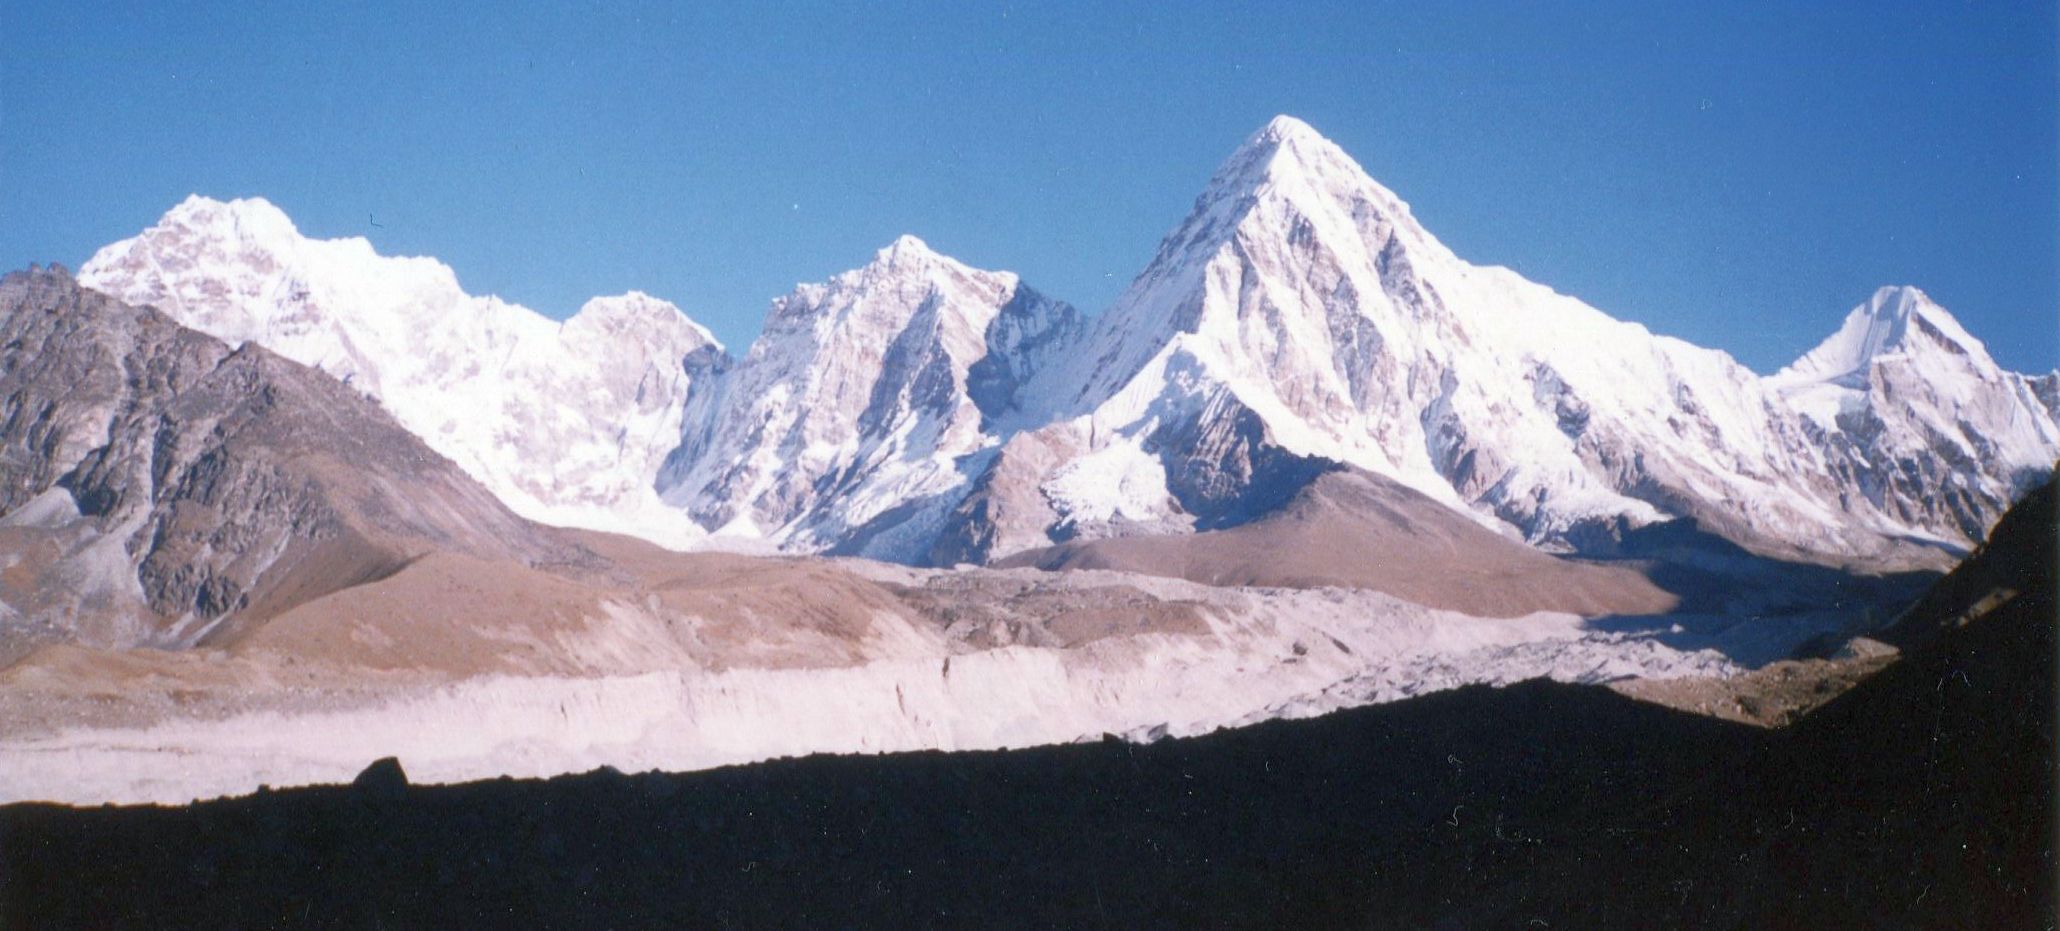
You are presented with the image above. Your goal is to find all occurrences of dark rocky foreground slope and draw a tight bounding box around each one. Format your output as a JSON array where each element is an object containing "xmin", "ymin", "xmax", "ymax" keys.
[
  {"xmin": 1453, "ymin": 477, "xmax": 2056, "ymax": 928},
  {"xmin": 4, "ymin": 482, "xmax": 2051, "ymax": 929}
]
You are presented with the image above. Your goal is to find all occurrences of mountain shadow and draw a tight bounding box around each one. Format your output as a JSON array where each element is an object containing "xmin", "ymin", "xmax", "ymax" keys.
[
  {"xmin": 1451, "ymin": 476, "xmax": 2057, "ymax": 928},
  {"xmin": 1581, "ymin": 515, "xmax": 1942, "ymax": 666}
]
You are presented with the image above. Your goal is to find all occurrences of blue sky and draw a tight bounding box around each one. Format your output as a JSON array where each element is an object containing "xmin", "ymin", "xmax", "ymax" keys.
[{"xmin": 4, "ymin": 1, "xmax": 2054, "ymax": 372}]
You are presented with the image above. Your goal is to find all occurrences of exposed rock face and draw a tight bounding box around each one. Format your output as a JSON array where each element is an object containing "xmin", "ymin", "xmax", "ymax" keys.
[
  {"xmin": 0, "ymin": 266, "xmax": 564, "ymax": 653},
  {"xmin": 656, "ymin": 235, "xmax": 1084, "ymax": 560},
  {"xmin": 925, "ymin": 424, "xmax": 1090, "ymax": 566},
  {"xmin": 1769, "ymin": 286, "xmax": 2060, "ymax": 543},
  {"xmin": 77, "ymin": 197, "xmax": 723, "ymax": 546}
]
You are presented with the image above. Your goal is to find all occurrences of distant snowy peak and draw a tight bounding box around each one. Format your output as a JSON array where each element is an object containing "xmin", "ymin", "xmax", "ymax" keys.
[
  {"xmin": 1766, "ymin": 285, "xmax": 2058, "ymax": 542},
  {"xmin": 1196, "ymin": 115, "xmax": 1424, "ymax": 233},
  {"xmin": 80, "ymin": 195, "xmax": 723, "ymax": 547},
  {"xmin": 1768, "ymin": 284, "xmax": 2045, "ymax": 432},
  {"xmin": 81, "ymin": 195, "xmax": 539, "ymax": 400},
  {"xmin": 659, "ymin": 236, "xmax": 1082, "ymax": 557},
  {"xmin": 570, "ymin": 290, "xmax": 722, "ymax": 354},
  {"xmin": 1043, "ymin": 114, "xmax": 1460, "ymax": 420},
  {"xmin": 765, "ymin": 234, "xmax": 1017, "ymax": 359},
  {"xmin": 1216, "ymin": 115, "xmax": 1428, "ymax": 236},
  {"xmin": 1776, "ymin": 285, "xmax": 1992, "ymax": 388},
  {"xmin": 157, "ymin": 193, "xmax": 302, "ymax": 252},
  {"xmin": 152, "ymin": 193, "xmax": 305, "ymax": 251}
]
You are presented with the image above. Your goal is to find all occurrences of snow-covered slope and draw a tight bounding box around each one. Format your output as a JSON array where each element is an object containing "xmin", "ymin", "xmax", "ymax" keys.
[
  {"xmin": 656, "ymin": 235, "xmax": 1082, "ymax": 560},
  {"xmin": 78, "ymin": 196, "xmax": 723, "ymax": 546},
  {"xmin": 1769, "ymin": 285, "xmax": 2060, "ymax": 541},
  {"xmin": 949, "ymin": 116, "xmax": 2057, "ymax": 568}
]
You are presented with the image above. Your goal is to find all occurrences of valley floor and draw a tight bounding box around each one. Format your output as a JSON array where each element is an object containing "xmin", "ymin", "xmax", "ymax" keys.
[
  {"xmin": 1, "ymin": 572, "xmax": 1744, "ymax": 806},
  {"xmin": 5, "ymin": 481, "xmax": 2053, "ymax": 928}
]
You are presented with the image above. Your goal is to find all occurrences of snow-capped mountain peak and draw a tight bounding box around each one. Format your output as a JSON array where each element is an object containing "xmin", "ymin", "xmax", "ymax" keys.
[
  {"xmin": 1213, "ymin": 117, "xmax": 1327, "ymax": 194},
  {"xmin": 1776, "ymin": 285, "xmax": 1992, "ymax": 388},
  {"xmin": 1764, "ymin": 285, "xmax": 2056, "ymax": 541},
  {"xmin": 866, "ymin": 234, "xmax": 980, "ymax": 286},
  {"xmin": 989, "ymin": 116, "xmax": 2058, "ymax": 568},
  {"xmin": 1144, "ymin": 116, "xmax": 1420, "ymax": 259},
  {"xmin": 658, "ymin": 238, "xmax": 1083, "ymax": 556},
  {"xmin": 1255, "ymin": 112, "xmax": 1324, "ymax": 142},
  {"xmin": 1035, "ymin": 115, "xmax": 1458, "ymax": 421},
  {"xmin": 1210, "ymin": 114, "xmax": 1384, "ymax": 195},
  {"xmin": 160, "ymin": 193, "xmax": 302, "ymax": 247},
  {"xmin": 772, "ymin": 235, "xmax": 994, "ymax": 329},
  {"xmin": 80, "ymin": 196, "xmax": 723, "ymax": 547},
  {"xmin": 63, "ymin": 119, "xmax": 2057, "ymax": 573},
  {"xmin": 877, "ymin": 233, "xmax": 940, "ymax": 263},
  {"xmin": 568, "ymin": 291, "xmax": 722, "ymax": 354},
  {"xmin": 1206, "ymin": 114, "xmax": 1431, "ymax": 246}
]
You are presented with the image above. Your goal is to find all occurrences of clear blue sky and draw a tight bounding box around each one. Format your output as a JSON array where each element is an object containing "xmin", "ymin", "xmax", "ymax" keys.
[{"xmin": 4, "ymin": 1, "xmax": 2055, "ymax": 372}]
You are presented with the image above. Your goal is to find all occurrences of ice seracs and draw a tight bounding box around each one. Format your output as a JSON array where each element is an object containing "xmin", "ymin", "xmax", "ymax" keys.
[{"xmin": 78, "ymin": 195, "xmax": 723, "ymax": 547}]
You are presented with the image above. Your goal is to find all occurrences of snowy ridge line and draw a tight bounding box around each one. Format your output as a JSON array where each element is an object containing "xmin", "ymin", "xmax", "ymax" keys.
[
  {"xmin": 74, "ymin": 116, "xmax": 2060, "ymax": 569},
  {"xmin": 78, "ymin": 196, "xmax": 722, "ymax": 549}
]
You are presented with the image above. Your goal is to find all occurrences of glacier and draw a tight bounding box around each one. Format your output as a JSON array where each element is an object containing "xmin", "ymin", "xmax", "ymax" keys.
[{"xmin": 0, "ymin": 568, "xmax": 1738, "ymax": 806}]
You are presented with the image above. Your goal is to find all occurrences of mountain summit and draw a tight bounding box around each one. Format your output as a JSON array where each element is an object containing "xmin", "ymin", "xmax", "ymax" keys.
[
  {"xmin": 1770, "ymin": 284, "xmax": 2060, "ymax": 539},
  {"xmin": 77, "ymin": 196, "xmax": 722, "ymax": 546},
  {"xmin": 1779, "ymin": 285, "xmax": 1989, "ymax": 387},
  {"xmin": 951, "ymin": 116, "xmax": 2059, "ymax": 568},
  {"xmin": 655, "ymin": 235, "xmax": 1083, "ymax": 557}
]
